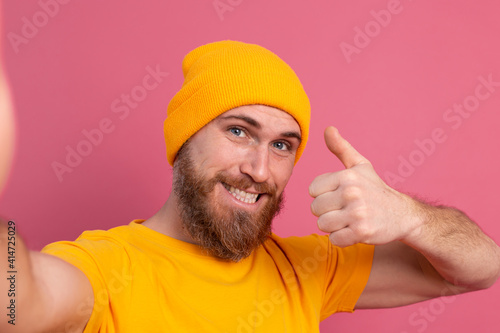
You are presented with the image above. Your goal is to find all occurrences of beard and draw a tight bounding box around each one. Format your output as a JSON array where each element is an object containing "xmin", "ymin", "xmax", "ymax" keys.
[{"xmin": 173, "ymin": 143, "xmax": 284, "ymax": 262}]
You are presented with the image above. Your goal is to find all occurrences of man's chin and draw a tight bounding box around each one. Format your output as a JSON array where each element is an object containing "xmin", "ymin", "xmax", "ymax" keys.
[
  {"xmin": 173, "ymin": 144, "xmax": 283, "ymax": 262},
  {"xmin": 187, "ymin": 229, "xmax": 269, "ymax": 263}
]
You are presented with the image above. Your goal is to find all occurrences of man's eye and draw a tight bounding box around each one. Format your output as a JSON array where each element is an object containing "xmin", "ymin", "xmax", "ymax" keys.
[
  {"xmin": 229, "ymin": 127, "xmax": 245, "ymax": 137},
  {"xmin": 273, "ymin": 141, "xmax": 289, "ymax": 151}
]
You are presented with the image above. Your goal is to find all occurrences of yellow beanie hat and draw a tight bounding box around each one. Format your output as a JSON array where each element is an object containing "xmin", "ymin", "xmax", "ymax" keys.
[{"xmin": 164, "ymin": 40, "xmax": 311, "ymax": 166}]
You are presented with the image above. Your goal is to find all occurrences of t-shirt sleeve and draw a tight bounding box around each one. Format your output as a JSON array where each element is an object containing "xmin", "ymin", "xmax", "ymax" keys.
[
  {"xmin": 269, "ymin": 233, "xmax": 374, "ymax": 320},
  {"xmin": 320, "ymin": 238, "xmax": 374, "ymax": 319},
  {"xmin": 41, "ymin": 232, "xmax": 117, "ymax": 332}
]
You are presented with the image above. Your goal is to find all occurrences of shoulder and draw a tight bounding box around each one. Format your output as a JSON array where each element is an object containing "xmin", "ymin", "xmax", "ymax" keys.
[
  {"xmin": 262, "ymin": 233, "xmax": 332, "ymax": 270},
  {"xmin": 266, "ymin": 233, "xmax": 330, "ymax": 255},
  {"xmin": 40, "ymin": 223, "xmax": 140, "ymax": 275},
  {"xmin": 264, "ymin": 233, "xmax": 374, "ymax": 271}
]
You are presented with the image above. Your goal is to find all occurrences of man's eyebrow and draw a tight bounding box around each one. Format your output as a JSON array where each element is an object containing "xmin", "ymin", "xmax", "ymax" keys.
[
  {"xmin": 281, "ymin": 131, "xmax": 302, "ymax": 143},
  {"xmin": 218, "ymin": 115, "xmax": 261, "ymax": 129},
  {"xmin": 218, "ymin": 114, "xmax": 301, "ymax": 143}
]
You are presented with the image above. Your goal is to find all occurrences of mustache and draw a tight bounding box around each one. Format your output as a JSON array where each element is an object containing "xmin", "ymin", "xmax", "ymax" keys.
[{"xmin": 212, "ymin": 172, "xmax": 277, "ymax": 196}]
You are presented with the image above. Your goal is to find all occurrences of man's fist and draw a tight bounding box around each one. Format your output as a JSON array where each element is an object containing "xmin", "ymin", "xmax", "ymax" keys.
[{"xmin": 309, "ymin": 127, "xmax": 422, "ymax": 247}]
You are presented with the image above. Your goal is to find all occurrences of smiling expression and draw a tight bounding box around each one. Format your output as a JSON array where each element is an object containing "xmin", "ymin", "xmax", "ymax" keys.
[
  {"xmin": 172, "ymin": 104, "xmax": 301, "ymax": 261},
  {"xmin": 187, "ymin": 104, "xmax": 301, "ymax": 206}
]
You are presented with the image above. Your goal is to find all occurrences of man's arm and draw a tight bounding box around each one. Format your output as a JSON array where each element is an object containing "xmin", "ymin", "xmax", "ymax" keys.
[
  {"xmin": 309, "ymin": 127, "xmax": 500, "ymax": 308},
  {"xmin": 0, "ymin": 219, "xmax": 94, "ymax": 332},
  {"xmin": 357, "ymin": 202, "xmax": 500, "ymax": 308}
]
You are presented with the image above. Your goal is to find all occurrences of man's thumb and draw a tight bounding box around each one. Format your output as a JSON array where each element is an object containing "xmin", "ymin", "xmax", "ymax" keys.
[{"xmin": 324, "ymin": 126, "xmax": 369, "ymax": 169}]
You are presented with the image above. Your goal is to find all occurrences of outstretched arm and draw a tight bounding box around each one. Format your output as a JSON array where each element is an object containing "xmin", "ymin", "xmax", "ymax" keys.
[
  {"xmin": 309, "ymin": 127, "xmax": 500, "ymax": 308},
  {"xmin": 0, "ymin": 219, "xmax": 93, "ymax": 332}
]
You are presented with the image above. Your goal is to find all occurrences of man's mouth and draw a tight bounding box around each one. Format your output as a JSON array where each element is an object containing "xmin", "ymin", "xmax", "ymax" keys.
[{"xmin": 222, "ymin": 183, "xmax": 261, "ymax": 204}]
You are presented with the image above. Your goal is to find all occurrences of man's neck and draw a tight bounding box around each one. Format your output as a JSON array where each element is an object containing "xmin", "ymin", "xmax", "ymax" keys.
[{"xmin": 142, "ymin": 194, "xmax": 199, "ymax": 245}]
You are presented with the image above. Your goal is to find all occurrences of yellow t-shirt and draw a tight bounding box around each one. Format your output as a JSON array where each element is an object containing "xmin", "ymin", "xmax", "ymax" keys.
[{"xmin": 41, "ymin": 220, "xmax": 374, "ymax": 332}]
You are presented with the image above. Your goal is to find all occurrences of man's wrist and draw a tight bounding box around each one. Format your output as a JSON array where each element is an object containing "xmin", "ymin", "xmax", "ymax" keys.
[{"xmin": 398, "ymin": 194, "xmax": 436, "ymax": 247}]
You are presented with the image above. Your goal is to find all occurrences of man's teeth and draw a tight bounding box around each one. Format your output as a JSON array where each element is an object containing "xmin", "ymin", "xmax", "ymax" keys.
[{"xmin": 223, "ymin": 184, "xmax": 259, "ymax": 204}]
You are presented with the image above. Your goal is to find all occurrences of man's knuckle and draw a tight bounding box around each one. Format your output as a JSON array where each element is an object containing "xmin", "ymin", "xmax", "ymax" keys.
[
  {"xmin": 317, "ymin": 215, "xmax": 329, "ymax": 232},
  {"xmin": 342, "ymin": 169, "xmax": 358, "ymax": 183},
  {"xmin": 310, "ymin": 202, "xmax": 319, "ymax": 216},
  {"xmin": 351, "ymin": 207, "xmax": 368, "ymax": 222},
  {"xmin": 342, "ymin": 186, "xmax": 361, "ymax": 202},
  {"xmin": 308, "ymin": 181, "xmax": 316, "ymax": 196},
  {"xmin": 353, "ymin": 220, "xmax": 373, "ymax": 239}
]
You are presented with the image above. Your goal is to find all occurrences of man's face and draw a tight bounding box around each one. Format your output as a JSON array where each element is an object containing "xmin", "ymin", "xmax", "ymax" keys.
[{"xmin": 173, "ymin": 105, "xmax": 301, "ymax": 262}]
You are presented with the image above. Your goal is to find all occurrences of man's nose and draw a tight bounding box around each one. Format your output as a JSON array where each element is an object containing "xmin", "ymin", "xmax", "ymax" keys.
[{"xmin": 240, "ymin": 145, "xmax": 271, "ymax": 184}]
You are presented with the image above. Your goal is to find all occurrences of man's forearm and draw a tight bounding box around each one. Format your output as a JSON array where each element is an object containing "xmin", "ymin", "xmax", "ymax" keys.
[
  {"xmin": 1, "ymin": 219, "xmax": 24, "ymax": 330},
  {"xmin": 0, "ymin": 218, "xmax": 47, "ymax": 332},
  {"xmin": 402, "ymin": 199, "xmax": 500, "ymax": 291}
]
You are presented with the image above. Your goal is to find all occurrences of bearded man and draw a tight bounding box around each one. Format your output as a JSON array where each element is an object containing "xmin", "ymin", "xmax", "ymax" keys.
[{"xmin": 1, "ymin": 41, "xmax": 500, "ymax": 333}]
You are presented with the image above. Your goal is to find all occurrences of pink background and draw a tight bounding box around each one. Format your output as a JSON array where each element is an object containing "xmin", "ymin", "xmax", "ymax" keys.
[{"xmin": 1, "ymin": 0, "xmax": 500, "ymax": 332}]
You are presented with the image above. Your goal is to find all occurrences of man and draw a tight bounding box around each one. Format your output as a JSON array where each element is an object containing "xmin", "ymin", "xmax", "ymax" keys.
[{"xmin": 1, "ymin": 40, "xmax": 500, "ymax": 332}]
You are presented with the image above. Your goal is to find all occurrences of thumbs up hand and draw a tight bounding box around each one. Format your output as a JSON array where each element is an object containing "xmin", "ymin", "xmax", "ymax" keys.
[{"xmin": 309, "ymin": 127, "xmax": 421, "ymax": 248}]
